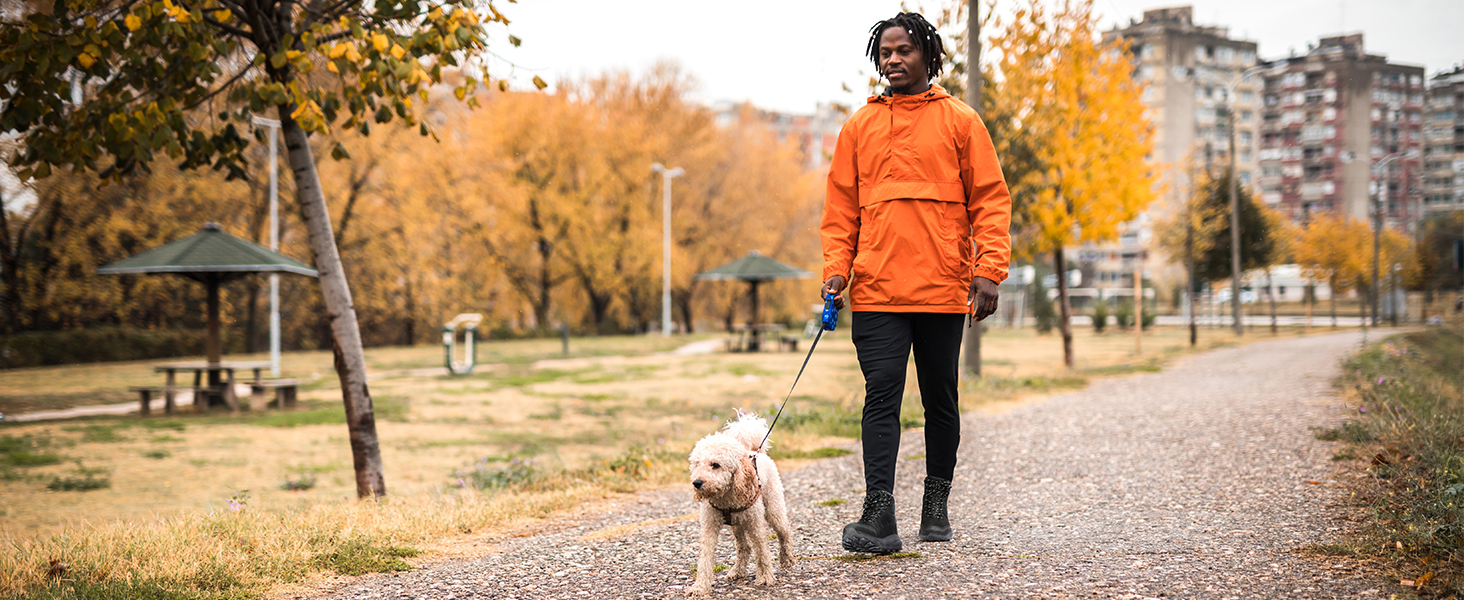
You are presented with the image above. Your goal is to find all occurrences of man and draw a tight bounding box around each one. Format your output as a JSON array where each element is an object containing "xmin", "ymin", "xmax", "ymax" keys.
[{"xmin": 821, "ymin": 12, "xmax": 1012, "ymax": 554}]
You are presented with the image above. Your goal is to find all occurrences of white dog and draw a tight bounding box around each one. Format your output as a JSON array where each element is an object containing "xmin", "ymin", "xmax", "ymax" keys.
[{"xmin": 686, "ymin": 413, "xmax": 794, "ymax": 595}]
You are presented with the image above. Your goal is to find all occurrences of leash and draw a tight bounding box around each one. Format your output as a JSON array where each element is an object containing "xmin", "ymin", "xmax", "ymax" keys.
[{"xmin": 758, "ymin": 293, "xmax": 840, "ymax": 452}]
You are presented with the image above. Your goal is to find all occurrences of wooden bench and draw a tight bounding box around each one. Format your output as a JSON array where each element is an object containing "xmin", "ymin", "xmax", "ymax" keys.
[
  {"xmin": 128, "ymin": 385, "xmax": 203, "ymax": 416},
  {"xmin": 250, "ymin": 379, "xmax": 300, "ymax": 409}
]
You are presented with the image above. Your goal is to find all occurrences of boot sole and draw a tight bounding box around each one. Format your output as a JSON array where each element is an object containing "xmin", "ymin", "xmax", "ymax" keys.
[
  {"xmin": 842, "ymin": 532, "xmax": 903, "ymax": 555},
  {"xmin": 918, "ymin": 529, "xmax": 952, "ymax": 542}
]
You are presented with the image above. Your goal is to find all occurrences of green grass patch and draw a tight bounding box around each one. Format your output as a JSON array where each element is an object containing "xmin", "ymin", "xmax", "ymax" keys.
[
  {"xmin": 47, "ymin": 474, "xmax": 111, "ymax": 492},
  {"xmin": 961, "ymin": 374, "xmax": 1089, "ymax": 400},
  {"xmin": 726, "ymin": 363, "xmax": 775, "ymax": 377},
  {"xmin": 772, "ymin": 447, "xmax": 854, "ymax": 460},
  {"xmin": 312, "ymin": 539, "xmax": 420, "ymax": 576},
  {"xmin": 818, "ymin": 499, "xmax": 847, "ymax": 507},
  {"xmin": 1312, "ymin": 421, "xmax": 1374, "ymax": 443},
  {"xmin": 4, "ymin": 451, "xmax": 64, "ymax": 467},
  {"xmin": 491, "ymin": 368, "xmax": 586, "ymax": 388},
  {"xmin": 15, "ymin": 570, "xmax": 253, "ymax": 600},
  {"xmin": 1325, "ymin": 328, "xmax": 1464, "ymax": 595},
  {"xmin": 777, "ymin": 407, "xmax": 862, "ymax": 438},
  {"xmin": 142, "ymin": 449, "xmax": 172, "ymax": 460},
  {"xmin": 69, "ymin": 424, "xmax": 127, "ymax": 443}
]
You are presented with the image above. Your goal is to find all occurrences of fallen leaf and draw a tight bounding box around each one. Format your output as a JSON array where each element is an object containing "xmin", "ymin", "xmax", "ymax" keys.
[
  {"xmin": 1306, "ymin": 480, "xmax": 1322, "ymax": 485},
  {"xmin": 1401, "ymin": 579, "xmax": 1415, "ymax": 587},
  {"xmin": 46, "ymin": 560, "xmax": 69, "ymax": 578}
]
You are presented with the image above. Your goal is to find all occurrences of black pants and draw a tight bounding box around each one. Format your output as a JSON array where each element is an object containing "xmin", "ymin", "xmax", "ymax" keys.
[{"xmin": 852, "ymin": 312, "xmax": 965, "ymax": 494}]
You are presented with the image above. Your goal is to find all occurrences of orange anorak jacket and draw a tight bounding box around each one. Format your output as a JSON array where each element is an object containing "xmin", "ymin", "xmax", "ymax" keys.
[{"xmin": 821, "ymin": 84, "xmax": 1012, "ymax": 313}]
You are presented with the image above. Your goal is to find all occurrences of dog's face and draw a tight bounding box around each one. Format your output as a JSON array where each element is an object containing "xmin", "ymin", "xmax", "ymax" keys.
[{"xmin": 688, "ymin": 434, "xmax": 755, "ymax": 503}]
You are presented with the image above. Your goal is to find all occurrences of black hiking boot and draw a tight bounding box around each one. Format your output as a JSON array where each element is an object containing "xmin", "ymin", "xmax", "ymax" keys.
[
  {"xmin": 919, "ymin": 476, "xmax": 953, "ymax": 542},
  {"xmin": 842, "ymin": 490, "xmax": 902, "ymax": 554}
]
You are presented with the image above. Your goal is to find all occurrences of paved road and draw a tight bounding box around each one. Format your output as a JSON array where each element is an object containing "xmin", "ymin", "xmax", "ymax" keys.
[{"xmin": 296, "ymin": 331, "xmax": 1389, "ymax": 600}]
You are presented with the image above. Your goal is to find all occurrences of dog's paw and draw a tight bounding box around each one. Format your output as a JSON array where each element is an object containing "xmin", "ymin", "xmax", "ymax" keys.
[
  {"xmin": 686, "ymin": 583, "xmax": 711, "ymax": 597},
  {"xmin": 780, "ymin": 555, "xmax": 795, "ymax": 570},
  {"xmin": 754, "ymin": 575, "xmax": 776, "ymax": 587},
  {"xmin": 723, "ymin": 569, "xmax": 745, "ymax": 582}
]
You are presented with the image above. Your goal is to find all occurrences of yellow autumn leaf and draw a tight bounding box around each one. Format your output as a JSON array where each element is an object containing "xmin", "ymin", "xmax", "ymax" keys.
[
  {"xmin": 372, "ymin": 33, "xmax": 389, "ymax": 52},
  {"xmin": 214, "ymin": 8, "xmax": 231, "ymax": 21},
  {"xmin": 345, "ymin": 45, "xmax": 362, "ymax": 62},
  {"xmin": 124, "ymin": 14, "xmax": 142, "ymax": 30},
  {"xmin": 285, "ymin": 50, "xmax": 303, "ymax": 60},
  {"xmin": 454, "ymin": 87, "xmax": 466, "ymax": 100},
  {"xmin": 428, "ymin": 6, "xmax": 442, "ymax": 20},
  {"xmin": 498, "ymin": 80, "xmax": 508, "ymax": 92},
  {"xmin": 328, "ymin": 43, "xmax": 347, "ymax": 59},
  {"xmin": 390, "ymin": 44, "xmax": 405, "ymax": 59},
  {"xmin": 76, "ymin": 52, "xmax": 95, "ymax": 68},
  {"xmin": 532, "ymin": 75, "xmax": 548, "ymax": 90},
  {"xmin": 326, "ymin": 61, "xmax": 339, "ymax": 74}
]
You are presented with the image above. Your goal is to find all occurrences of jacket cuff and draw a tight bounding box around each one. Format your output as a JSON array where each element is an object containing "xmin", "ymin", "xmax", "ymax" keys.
[
  {"xmin": 973, "ymin": 265, "xmax": 1007, "ymax": 284},
  {"xmin": 822, "ymin": 264, "xmax": 851, "ymax": 283}
]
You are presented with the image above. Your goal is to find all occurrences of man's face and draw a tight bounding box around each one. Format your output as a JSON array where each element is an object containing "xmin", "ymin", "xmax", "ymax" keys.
[{"xmin": 877, "ymin": 26, "xmax": 928, "ymax": 92}]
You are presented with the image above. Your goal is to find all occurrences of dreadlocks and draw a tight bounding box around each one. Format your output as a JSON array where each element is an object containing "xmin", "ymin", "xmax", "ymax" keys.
[{"xmin": 865, "ymin": 12, "xmax": 945, "ymax": 82}]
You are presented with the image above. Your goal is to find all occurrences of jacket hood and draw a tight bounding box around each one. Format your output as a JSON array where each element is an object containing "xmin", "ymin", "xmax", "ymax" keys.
[{"xmin": 868, "ymin": 83, "xmax": 953, "ymax": 105}]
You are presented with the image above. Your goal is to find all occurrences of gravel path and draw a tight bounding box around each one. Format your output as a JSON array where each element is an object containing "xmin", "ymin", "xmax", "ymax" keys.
[{"xmin": 297, "ymin": 331, "xmax": 1390, "ymax": 600}]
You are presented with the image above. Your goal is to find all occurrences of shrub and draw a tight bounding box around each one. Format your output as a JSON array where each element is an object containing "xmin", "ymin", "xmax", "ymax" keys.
[
  {"xmin": 1091, "ymin": 300, "xmax": 1109, "ymax": 333},
  {"xmin": 0, "ymin": 325, "xmax": 246, "ymax": 369},
  {"xmin": 1031, "ymin": 277, "xmax": 1057, "ymax": 334}
]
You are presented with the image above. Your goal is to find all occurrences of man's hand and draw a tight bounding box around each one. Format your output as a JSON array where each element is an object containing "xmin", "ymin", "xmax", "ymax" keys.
[
  {"xmin": 969, "ymin": 276, "xmax": 999, "ymax": 321},
  {"xmin": 822, "ymin": 275, "xmax": 848, "ymax": 310}
]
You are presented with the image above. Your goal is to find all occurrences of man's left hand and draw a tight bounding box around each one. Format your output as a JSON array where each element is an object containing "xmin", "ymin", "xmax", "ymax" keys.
[{"xmin": 969, "ymin": 277, "xmax": 999, "ymax": 321}]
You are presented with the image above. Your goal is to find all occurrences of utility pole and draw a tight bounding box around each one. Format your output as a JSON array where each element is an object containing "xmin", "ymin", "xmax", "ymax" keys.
[
  {"xmin": 252, "ymin": 116, "xmax": 281, "ymax": 376},
  {"xmin": 962, "ymin": 0, "xmax": 984, "ymax": 377},
  {"xmin": 1227, "ymin": 102, "xmax": 1243, "ymax": 336},
  {"xmin": 1223, "ymin": 66, "xmax": 1262, "ymax": 337},
  {"xmin": 651, "ymin": 163, "xmax": 684, "ymax": 336}
]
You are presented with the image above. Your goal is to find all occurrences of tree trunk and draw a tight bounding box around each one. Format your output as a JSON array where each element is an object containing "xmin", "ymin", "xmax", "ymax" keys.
[
  {"xmin": 1054, "ymin": 249, "xmax": 1074, "ymax": 368},
  {"xmin": 961, "ymin": 0, "xmax": 983, "ymax": 378},
  {"xmin": 279, "ymin": 107, "xmax": 386, "ymax": 498},
  {"xmin": 1330, "ymin": 274, "xmax": 1338, "ymax": 328},
  {"xmin": 245, "ymin": 279, "xmax": 261, "ymax": 353},
  {"xmin": 1267, "ymin": 268, "xmax": 1277, "ymax": 335}
]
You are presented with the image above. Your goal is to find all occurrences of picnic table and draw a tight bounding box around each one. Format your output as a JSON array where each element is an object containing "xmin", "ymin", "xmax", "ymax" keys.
[
  {"xmin": 150, "ymin": 360, "xmax": 269, "ymax": 412},
  {"xmin": 726, "ymin": 324, "xmax": 792, "ymax": 353}
]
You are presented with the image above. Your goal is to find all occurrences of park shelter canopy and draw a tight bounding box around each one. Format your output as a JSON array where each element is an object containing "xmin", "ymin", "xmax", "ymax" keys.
[
  {"xmin": 96, "ymin": 222, "xmax": 318, "ymax": 279},
  {"xmin": 696, "ymin": 251, "xmax": 812, "ymax": 350},
  {"xmin": 695, "ymin": 250, "xmax": 812, "ymax": 283},
  {"xmin": 97, "ymin": 223, "xmax": 317, "ymax": 368}
]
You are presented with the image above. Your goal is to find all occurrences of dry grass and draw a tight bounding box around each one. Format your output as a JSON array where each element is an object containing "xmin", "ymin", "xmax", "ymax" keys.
[{"xmin": 0, "ymin": 325, "xmax": 1330, "ymax": 599}]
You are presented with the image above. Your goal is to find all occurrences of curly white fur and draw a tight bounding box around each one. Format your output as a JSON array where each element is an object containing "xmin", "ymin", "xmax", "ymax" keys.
[{"xmin": 685, "ymin": 413, "xmax": 793, "ymax": 596}]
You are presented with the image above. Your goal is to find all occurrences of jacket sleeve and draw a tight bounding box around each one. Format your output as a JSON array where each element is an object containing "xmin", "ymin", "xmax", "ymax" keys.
[
  {"xmin": 960, "ymin": 112, "xmax": 1012, "ymax": 284},
  {"xmin": 821, "ymin": 122, "xmax": 860, "ymax": 283}
]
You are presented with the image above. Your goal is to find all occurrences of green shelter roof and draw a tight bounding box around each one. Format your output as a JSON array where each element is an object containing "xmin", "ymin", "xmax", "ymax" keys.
[
  {"xmin": 97, "ymin": 223, "xmax": 318, "ymax": 278},
  {"xmin": 695, "ymin": 251, "xmax": 812, "ymax": 282}
]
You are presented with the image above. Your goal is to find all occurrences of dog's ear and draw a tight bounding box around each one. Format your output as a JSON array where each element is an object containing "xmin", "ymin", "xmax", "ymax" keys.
[{"xmin": 735, "ymin": 454, "xmax": 758, "ymax": 498}]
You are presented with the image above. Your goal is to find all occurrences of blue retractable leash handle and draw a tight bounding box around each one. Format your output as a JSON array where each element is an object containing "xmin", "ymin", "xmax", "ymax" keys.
[{"xmin": 760, "ymin": 294, "xmax": 840, "ymax": 450}]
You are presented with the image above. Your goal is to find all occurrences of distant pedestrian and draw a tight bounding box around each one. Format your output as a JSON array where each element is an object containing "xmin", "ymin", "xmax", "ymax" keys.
[{"xmin": 821, "ymin": 12, "xmax": 1012, "ymax": 554}]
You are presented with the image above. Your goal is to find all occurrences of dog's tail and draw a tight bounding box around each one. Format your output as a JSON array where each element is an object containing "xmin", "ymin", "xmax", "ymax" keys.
[{"xmin": 722, "ymin": 410, "xmax": 771, "ymax": 453}]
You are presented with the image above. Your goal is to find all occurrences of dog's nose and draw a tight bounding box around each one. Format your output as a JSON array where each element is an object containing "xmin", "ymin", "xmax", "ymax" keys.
[{"xmin": 692, "ymin": 479, "xmax": 703, "ymax": 489}]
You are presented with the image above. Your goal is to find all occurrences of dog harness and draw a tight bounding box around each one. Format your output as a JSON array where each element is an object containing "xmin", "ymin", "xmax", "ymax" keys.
[{"xmin": 715, "ymin": 452, "xmax": 762, "ymax": 525}]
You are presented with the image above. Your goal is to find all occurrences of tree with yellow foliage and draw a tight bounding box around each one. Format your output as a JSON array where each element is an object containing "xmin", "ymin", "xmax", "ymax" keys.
[
  {"xmin": 1294, "ymin": 214, "xmax": 1370, "ymax": 327},
  {"xmin": 988, "ymin": 0, "xmax": 1156, "ymax": 367}
]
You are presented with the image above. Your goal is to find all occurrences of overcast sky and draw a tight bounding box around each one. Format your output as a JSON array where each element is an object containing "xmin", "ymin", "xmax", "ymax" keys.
[{"xmin": 487, "ymin": 0, "xmax": 1463, "ymax": 115}]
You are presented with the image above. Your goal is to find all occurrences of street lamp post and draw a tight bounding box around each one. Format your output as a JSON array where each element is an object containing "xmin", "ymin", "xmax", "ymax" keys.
[
  {"xmin": 251, "ymin": 116, "xmax": 281, "ymax": 376},
  {"xmin": 1366, "ymin": 151, "xmax": 1412, "ymax": 326},
  {"xmin": 1224, "ymin": 65, "xmax": 1265, "ymax": 336},
  {"xmin": 651, "ymin": 163, "xmax": 684, "ymax": 336}
]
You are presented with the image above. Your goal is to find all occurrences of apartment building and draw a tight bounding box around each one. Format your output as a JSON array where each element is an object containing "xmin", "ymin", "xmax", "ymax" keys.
[
  {"xmin": 1423, "ymin": 66, "xmax": 1464, "ymax": 215},
  {"xmin": 1101, "ymin": 6, "xmax": 1260, "ymax": 289},
  {"xmin": 1257, "ymin": 34, "xmax": 1425, "ymax": 229}
]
